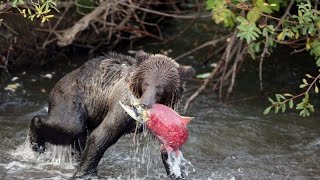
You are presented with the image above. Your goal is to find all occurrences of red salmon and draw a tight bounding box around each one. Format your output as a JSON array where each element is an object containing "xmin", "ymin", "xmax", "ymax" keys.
[
  {"xmin": 146, "ymin": 104, "xmax": 192, "ymax": 153},
  {"xmin": 120, "ymin": 100, "xmax": 193, "ymax": 155}
]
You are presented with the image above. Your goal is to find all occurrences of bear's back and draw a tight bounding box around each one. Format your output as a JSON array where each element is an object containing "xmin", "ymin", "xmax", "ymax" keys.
[
  {"xmin": 78, "ymin": 53, "xmax": 137, "ymax": 121},
  {"xmin": 48, "ymin": 53, "xmax": 137, "ymax": 121}
]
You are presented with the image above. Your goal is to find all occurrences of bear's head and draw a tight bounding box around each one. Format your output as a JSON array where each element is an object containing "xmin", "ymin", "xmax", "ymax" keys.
[{"xmin": 129, "ymin": 51, "xmax": 195, "ymax": 109}]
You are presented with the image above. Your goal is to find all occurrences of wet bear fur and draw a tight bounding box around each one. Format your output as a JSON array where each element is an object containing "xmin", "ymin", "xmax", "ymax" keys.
[{"xmin": 28, "ymin": 51, "xmax": 195, "ymax": 178}]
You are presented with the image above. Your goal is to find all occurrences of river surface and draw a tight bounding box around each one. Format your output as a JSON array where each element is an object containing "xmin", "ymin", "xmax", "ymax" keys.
[{"xmin": 1, "ymin": 23, "xmax": 320, "ymax": 179}]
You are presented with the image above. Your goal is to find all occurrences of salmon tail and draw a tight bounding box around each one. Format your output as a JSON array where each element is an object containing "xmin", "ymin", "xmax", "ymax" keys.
[
  {"xmin": 181, "ymin": 116, "xmax": 194, "ymax": 126},
  {"xmin": 163, "ymin": 144, "xmax": 174, "ymax": 153},
  {"xmin": 162, "ymin": 144, "xmax": 180, "ymax": 157},
  {"xmin": 174, "ymin": 149, "xmax": 180, "ymax": 157}
]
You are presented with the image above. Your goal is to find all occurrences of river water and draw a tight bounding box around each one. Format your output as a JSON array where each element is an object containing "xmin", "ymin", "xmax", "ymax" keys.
[{"xmin": 1, "ymin": 24, "xmax": 320, "ymax": 179}]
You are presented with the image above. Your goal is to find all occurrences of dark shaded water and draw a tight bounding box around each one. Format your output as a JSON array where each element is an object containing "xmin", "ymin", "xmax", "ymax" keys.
[{"xmin": 1, "ymin": 21, "xmax": 320, "ymax": 179}]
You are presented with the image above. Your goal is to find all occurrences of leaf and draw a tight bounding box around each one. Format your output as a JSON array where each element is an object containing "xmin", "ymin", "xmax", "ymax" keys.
[
  {"xmin": 302, "ymin": 78, "xmax": 308, "ymax": 84},
  {"xmin": 299, "ymin": 84, "xmax": 307, "ymax": 88},
  {"xmin": 317, "ymin": 59, "xmax": 320, "ymax": 67},
  {"xmin": 289, "ymin": 99, "xmax": 294, "ymax": 109},
  {"xmin": 307, "ymin": 103, "xmax": 315, "ymax": 112},
  {"xmin": 205, "ymin": 0, "xmax": 215, "ymax": 10},
  {"xmin": 304, "ymin": 93, "xmax": 309, "ymax": 101},
  {"xmin": 283, "ymin": 93, "xmax": 293, "ymax": 97},
  {"xmin": 196, "ymin": 72, "xmax": 211, "ymax": 79},
  {"xmin": 300, "ymin": 109, "xmax": 309, "ymax": 117},
  {"xmin": 41, "ymin": 17, "xmax": 47, "ymax": 23},
  {"xmin": 45, "ymin": 15, "xmax": 54, "ymax": 19},
  {"xmin": 27, "ymin": 8, "xmax": 32, "ymax": 15},
  {"xmin": 236, "ymin": 16, "xmax": 248, "ymax": 23},
  {"xmin": 276, "ymin": 94, "xmax": 281, "ymax": 102},
  {"xmin": 256, "ymin": 0, "xmax": 273, "ymax": 14},
  {"xmin": 268, "ymin": 97, "xmax": 275, "ymax": 104},
  {"xmin": 277, "ymin": 32, "xmax": 284, "ymax": 41},
  {"xmin": 315, "ymin": 85, "xmax": 319, "ymax": 93},
  {"xmin": 247, "ymin": 7, "xmax": 261, "ymax": 23},
  {"xmin": 279, "ymin": 94, "xmax": 285, "ymax": 100},
  {"xmin": 275, "ymin": 94, "xmax": 285, "ymax": 101},
  {"xmin": 295, "ymin": 32, "xmax": 300, "ymax": 39},
  {"xmin": 263, "ymin": 106, "xmax": 272, "ymax": 115},
  {"xmin": 275, "ymin": 105, "xmax": 280, "ymax": 113},
  {"xmin": 281, "ymin": 103, "xmax": 286, "ymax": 113},
  {"xmin": 269, "ymin": 0, "xmax": 280, "ymax": 11},
  {"xmin": 236, "ymin": 20, "xmax": 262, "ymax": 44},
  {"xmin": 306, "ymin": 74, "xmax": 313, "ymax": 78},
  {"xmin": 211, "ymin": 1, "xmax": 236, "ymax": 27},
  {"xmin": 296, "ymin": 101, "xmax": 304, "ymax": 110},
  {"xmin": 307, "ymin": 39, "xmax": 312, "ymax": 51},
  {"xmin": 12, "ymin": 0, "xmax": 18, "ymax": 8}
]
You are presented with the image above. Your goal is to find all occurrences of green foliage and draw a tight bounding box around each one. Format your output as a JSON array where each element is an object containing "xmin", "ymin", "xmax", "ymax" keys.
[
  {"xmin": 11, "ymin": 0, "xmax": 58, "ymax": 22},
  {"xmin": 236, "ymin": 16, "xmax": 262, "ymax": 44},
  {"xmin": 255, "ymin": 0, "xmax": 274, "ymax": 14},
  {"xmin": 248, "ymin": 42, "xmax": 261, "ymax": 59},
  {"xmin": 264, "ymin": 73, "xmax": 320, "ymax": 117},
  {"xmin": 247, "ymin": 7, "xmax": 261, "ymax": 23},
  {"xmin": 206, "ymin": 0, "xmax": 236, "ymax": 27},
  {"xmin": 310, "ymin": 40, "xmax": 320, "ymax": 67},
  {"xmin": 205, "ymin": 0, "xmax": 320, "ymax": 116}
]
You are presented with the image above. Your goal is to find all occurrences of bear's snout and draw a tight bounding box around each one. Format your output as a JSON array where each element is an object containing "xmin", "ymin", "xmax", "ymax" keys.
[{"xmin": 140, "ymin": 87, "xmax": 157, "ymax": 109}]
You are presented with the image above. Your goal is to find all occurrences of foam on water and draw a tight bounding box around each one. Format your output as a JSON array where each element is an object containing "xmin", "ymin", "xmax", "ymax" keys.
[
  {"xmin": 167, "ymin": 150, "xmax": 195, "ymax": 179},
  {"xmin": 10, "ymin": 140, "xmax": 76, "ymax": 168},
  {"xmin": 4, "ymin": 139, "xmax": 77, "ymax": 178}
]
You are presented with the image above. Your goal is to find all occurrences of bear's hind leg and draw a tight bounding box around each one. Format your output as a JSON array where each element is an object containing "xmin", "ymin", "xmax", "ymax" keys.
[{"xmin": 29, "ymin": 102, "xmax": 88, "ymax": 154}]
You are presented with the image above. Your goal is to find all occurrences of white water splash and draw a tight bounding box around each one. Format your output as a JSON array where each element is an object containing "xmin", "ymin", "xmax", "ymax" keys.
[
  {"xmin": 0, "ymin": 140, "xmax": 77, "ymax": 179},
  {"xmin": 10, "ymin": 140, "xmax": 76, "ymax": 169},
  {"xmin": 167, "ymin": 150, "xmax": 195, "ymax": 179}
]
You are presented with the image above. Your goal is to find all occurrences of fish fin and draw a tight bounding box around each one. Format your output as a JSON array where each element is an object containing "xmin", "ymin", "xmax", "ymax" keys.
[{"xmin": 181, "ymin": 116, "xmax": 194, "ymax": 126}]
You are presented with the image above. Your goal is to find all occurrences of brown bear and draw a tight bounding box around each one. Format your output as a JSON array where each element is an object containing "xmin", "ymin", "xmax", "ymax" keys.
[{"xmin": 28, "ymin": 51, "xmax": 195, "ymax": 178}]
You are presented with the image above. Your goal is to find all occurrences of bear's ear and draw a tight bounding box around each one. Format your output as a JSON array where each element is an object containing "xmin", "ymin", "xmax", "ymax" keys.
[
  {"xmin": 178, "ymin": 65, "xmax": 196, "ymax": 80},
  {"xmin": 135, "ymin": 50, "xmax": 150, "ymax": 64}
]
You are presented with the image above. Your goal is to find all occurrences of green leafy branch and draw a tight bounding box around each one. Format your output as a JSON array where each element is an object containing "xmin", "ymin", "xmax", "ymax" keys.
[
  {"xmin": 205, "ymin": 0, "xmax": 320, "ymax": 116},
  {"xmin": 11, "ymin": 0, "xmax": 58, "ymax": 22},
  {"xmin": 206, "ymin": 0, "xmax": 320, "ymax": 64},
  {"xmin": 236, "ymin": 16, "xmax": 262, "ymax": 44},
  {"xmin": 264, "ymin": 73, "xmax": 320, "ymax": 117}
]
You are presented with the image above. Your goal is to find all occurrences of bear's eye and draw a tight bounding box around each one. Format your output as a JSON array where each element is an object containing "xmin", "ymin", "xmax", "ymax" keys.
[
  {"xmin": 142, "ymin": 82, "xmax": 149, "ymax": 91},
  {"xmin": 156, "ymin": 86, "xmax": 164, "ymax": 94}
]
